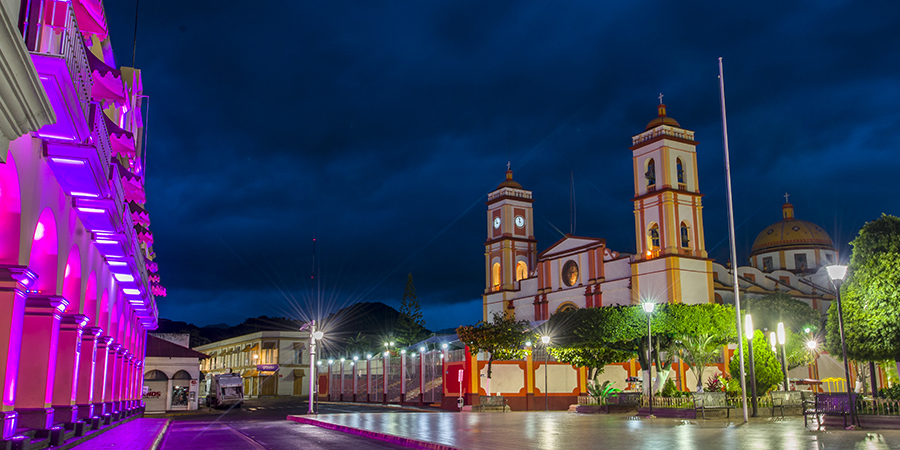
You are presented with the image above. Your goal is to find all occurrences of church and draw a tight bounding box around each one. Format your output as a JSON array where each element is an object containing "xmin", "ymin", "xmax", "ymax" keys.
[{"xmin": 482, "ymin": 103, "xmax": 839, "ymax": 323}]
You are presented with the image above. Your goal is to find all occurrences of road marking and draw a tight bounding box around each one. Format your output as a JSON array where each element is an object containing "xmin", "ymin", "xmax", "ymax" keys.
[{"xmin": 224, "ymin": 423, "xmax": 268, "ymax": 450}]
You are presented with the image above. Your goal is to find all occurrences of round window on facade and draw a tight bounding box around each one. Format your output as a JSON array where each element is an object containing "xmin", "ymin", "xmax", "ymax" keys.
[{"xmin": 562, "ymin": 260, "xmax": 579, "ymax": 287}]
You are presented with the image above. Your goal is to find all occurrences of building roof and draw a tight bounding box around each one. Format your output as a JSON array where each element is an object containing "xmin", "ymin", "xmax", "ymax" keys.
[
  {"xmin": 645, "ymin": 104, "xmax": 681, "ymax": 130},
  {"xmin": 496, "ymin": 170, "xmax": 523, "ymax": 189},
  {"xmin": 750, "ymin": 203, "xmax": 834, "ymax": 255},
  {"xmin": 146, "ymin": 335, "xmax": 209, "ymax": 359}
]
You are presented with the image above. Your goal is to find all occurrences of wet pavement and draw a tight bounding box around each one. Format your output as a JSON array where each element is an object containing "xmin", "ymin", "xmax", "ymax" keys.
[{"xmin": 290, "ymin": 412, "xmax": 900, "ymax": 449}]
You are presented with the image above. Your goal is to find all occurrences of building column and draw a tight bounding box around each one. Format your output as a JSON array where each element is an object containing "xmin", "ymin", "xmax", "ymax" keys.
[
  {"xmin": 112, "ymin": 349, "xmax": 127, "ymax": 411},
  {"xmin": 92, "ymin": 337, "xmax": 112, "ymax": 416},
  {"xmin": 103, "ymin": 343, "xmax": 121, "ymax": 414},
  {"xmin": 133, "ymin": 360, "xmax": 144, "ymax": 409},
  {"xmin": 51, "ymin": 314, "xmax": 89, "ymax": 424},
  {"xmin": 75, "ymin": 327, "xmax": 101, "ymax": 420},
  {"xmin": 14, "ymin": 295, "xmax": 68, "ymax": 430},
  {"xmin": 0, "ymin": 266, "xmax": 36, "ymax": 439}
]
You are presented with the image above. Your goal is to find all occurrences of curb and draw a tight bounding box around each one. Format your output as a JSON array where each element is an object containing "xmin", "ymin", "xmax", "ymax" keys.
[
  {"xmin": 286, "ymin": 415, "xmax": 460, "ymax": 450},
  {"xmin": 148, "ymin": 419, "xmax": 171, "ymax": 450}
]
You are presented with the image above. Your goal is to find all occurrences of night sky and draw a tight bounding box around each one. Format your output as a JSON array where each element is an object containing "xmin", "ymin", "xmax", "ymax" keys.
[{"xmin": 102, "ymin": 1, "xmax": 900, "ymax": 332}]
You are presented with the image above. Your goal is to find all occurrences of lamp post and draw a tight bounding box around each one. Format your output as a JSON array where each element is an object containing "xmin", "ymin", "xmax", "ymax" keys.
[
  {"xmin": 827, "ymin": 264, "xmax": 856, "ymax": 428},
  {"xmin": 745, "ymin": 314, "xmax": 758, "ymax": 417},
  {"xmin": 541, "ymin": 335, "xmax": 550, "ymax": 411},
  {"xmin": 302, "ymin": 320, "xmax": 325, "ymax": 415},
  {"xmin": 769, "ymin": 332, "xmax": 777, "ymax": 353},
  {"xmin": 642, "ymin": 301, "xmax": 655, "ymax": 417},
  {"xmin": 777, "ymin": 322, "xmax": 789, "ymax": 392}
]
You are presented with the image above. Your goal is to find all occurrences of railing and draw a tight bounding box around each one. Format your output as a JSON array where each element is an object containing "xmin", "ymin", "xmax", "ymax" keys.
[
  {"xmin": 21, "ymin": 0, "xmax": 92, "ymax": 124},
  {"xmin": 642, "ymin": 396, "xmax": 694, "ymax": 408},
  {"xmin": 857, "ymin": 398, "xmax": 900, "ymax": 416}
]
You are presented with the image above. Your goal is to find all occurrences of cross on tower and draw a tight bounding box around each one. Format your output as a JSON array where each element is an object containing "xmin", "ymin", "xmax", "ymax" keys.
[
  {"xmin": 507, "ymin": 161, "xmax": 511, "ymax": 171},
  {"xmin": 784, "ymin": 192, "xmax": 790, "ymax": 203},
  {"xmin": 658, "ymin": 93, "xmax": 664, "ymax": 104}
]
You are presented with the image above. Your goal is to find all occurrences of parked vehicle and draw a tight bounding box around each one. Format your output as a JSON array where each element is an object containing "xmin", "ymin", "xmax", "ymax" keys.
[{"xmin": 205, "ymin": 373, "xmax": 244, "ymax": 408}]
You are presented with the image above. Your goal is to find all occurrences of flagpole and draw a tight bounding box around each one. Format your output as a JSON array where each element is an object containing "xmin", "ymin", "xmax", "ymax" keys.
[{"xmin": 718, "ymin": 57, "xmax": 749, "ymax": 423}]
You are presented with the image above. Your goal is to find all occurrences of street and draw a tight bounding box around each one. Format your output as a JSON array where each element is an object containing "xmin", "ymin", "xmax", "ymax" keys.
[{"xmin": 157, "ymin": 398, "xmax": 425, "ymax": 450}]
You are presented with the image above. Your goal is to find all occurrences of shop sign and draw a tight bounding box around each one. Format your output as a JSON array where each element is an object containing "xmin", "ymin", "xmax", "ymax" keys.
[
  {"xmin": 257, "ymin": 364, "xmax": 279, "ymax": 372},
  {"xmin": 143, "ymin": 391, "xmax": 162, "ymax": 398}
]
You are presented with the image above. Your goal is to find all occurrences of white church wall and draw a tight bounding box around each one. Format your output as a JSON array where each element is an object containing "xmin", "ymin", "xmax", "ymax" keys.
[
  {"xmin": 679, "ymin": 260, "xmax": 711, "ymax": 304},
  {"xmin": 604, "ymin": 258, "xmax": 631, "ymax": 282},
  {"xmin": 480, "ymin": 363, "xmax": 525, "ymax": 395},
  {"xmin": 536, "ymin": 364, "xmax": 578, "ymax": 394}
]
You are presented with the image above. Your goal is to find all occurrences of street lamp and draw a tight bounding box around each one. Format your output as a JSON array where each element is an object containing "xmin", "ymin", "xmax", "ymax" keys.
[
  {"xmin": 745, "ymin": 314, "xmax": 758, "ymax": 417},
  {"xmin": 301, "ymin": 320, "xmax": 325, "ymax": 415},
  {"xmin": 541, "ymin": 335, "xmax": 550, "ymax": 411},
  {"xmin": 827, "ymin": 264, "xmax": 856, "ymax": 428},
  {"xmin": 769, "ymin": 332, "xmax": 777, "ymax": 353},
  {"xmin": 642, "ymin": 301, "xmax": 655, "ymax": 417},
  {"xmin": 777, "ymin": 322, "xmax": 789, "ymax": 391}
]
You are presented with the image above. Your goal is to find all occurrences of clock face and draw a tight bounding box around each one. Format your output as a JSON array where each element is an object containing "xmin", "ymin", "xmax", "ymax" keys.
[
  {"xmin": 515, "ymin": 215, "xmax": 525, "ymax": 228},
  {"xmin": 493, "ymin": 217, "xmax": 501, "ymax": 229}
]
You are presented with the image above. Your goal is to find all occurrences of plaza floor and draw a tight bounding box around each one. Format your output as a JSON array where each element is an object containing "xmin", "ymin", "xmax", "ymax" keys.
[{"xmin": 288, "ymin": 412, "xmax": 900, "ymax": 449}]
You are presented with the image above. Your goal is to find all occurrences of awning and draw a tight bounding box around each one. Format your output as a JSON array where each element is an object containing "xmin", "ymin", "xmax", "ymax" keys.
[
  {"xmin": 114, "ymin": 161, "xmax": 145, "ymax": 203},
  {"xmin": 129, "ymin": 201, "xmax": 149, "ymax": 226},
  {"xmin": 244, "ymin": 370, "xmax": 259, "ymax": 377},
  {"xmin": 246, "ymin": 343, "xmax": 260, "ymax": 352},
  {"xmin": 74, "ymin": 0, "xmax": 108, "ymax": 41},
  {"xmin": 86, "ymin": 51, "xmax": 124, "ymax": 105},
  {"xmin": 292, "ymin": 369, "xmax": 305, "ymax": 377},
  {"xmin": 103, "ymin": 114, "xmax": 135, "ymax": 158},
  {"xmin": 134, "ymin": 223, "xmax": 153, "ymax": 245},
  {"xmin": 150, "ymin": 282, "xmax": 166, "ymax": 297},
  {"xmin": 261, "ymin": 341, "xmax": 276, "ymax": 350},
  {"xmin": 146, "ymin": 261, "xmax": 158, "ymax": 273}
]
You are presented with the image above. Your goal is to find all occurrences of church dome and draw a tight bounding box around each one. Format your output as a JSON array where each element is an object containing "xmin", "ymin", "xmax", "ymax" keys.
[
  {"xmin": 645, "ymin": 104, "xmax": 681, "ymax": 130},
  {"xmin": 496, "ymin": 169, "xmax": 523, "ymax": 189},
  {"xmin": 750, "ymin": 203, "xmax": 835, "ymax": 255}
]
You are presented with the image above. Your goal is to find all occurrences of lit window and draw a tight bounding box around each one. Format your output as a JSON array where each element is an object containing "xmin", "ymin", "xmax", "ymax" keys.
[
  {"xmin": 515, "ymin": 261, "xmax": 528, "ymax": 281},
  {"xmin": 762, "ymin": 257, "xmax": 773, "ymax": 272},
  {"xmin": 649, "ymin": 224, "xmax": 660, "ymax": 249},
  {"xmin": 676, "ymin": 158, "xmax": 684, "ymax": 184},
  {"xmin": 492, "ymin": 263, "xmax": 501, "ymax": 291},
  {"xmin": 680, "ymin": 222, "xmax": 690, "ymax": 248}
]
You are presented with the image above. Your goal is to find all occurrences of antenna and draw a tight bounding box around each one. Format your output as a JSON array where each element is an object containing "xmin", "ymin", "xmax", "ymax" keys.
[{"xmin": 132, "ymin": 0, "xmax": 140, "ymax": 68}]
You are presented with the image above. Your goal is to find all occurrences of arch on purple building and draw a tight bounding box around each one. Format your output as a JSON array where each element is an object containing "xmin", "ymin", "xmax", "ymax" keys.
[
  {"xmin": 62, "ymin": 245, "xmax": 82, "ymax": 312},
  {"xmin": 0, "ymin": 156, "xmax": 22, "ymax": 264},
  {"xmin": 28, "ymin": 208, "xmax": 59, "ymax": 293},
  {"xmin": 84, "ymin": 271, "xmax": 97, "ymax": 324}
]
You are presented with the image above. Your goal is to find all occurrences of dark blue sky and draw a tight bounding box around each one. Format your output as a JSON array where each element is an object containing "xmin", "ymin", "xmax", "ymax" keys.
[{"xmin": 104, "ymin": 1, "xmax": 900, "ymax": 332}]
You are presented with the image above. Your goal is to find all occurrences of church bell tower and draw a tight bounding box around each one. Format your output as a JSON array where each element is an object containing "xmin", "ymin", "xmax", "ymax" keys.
[
  {"xmin": 630, "ymin": 102, "xmax": 712, "ymax": 305},
  {"xmin": 484, "ymin": 168, "xmax": 537, "ymax": 319}
]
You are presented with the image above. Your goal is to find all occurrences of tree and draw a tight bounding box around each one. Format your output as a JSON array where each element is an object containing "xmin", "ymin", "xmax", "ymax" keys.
[
  {"xmin": 667, "ymin": 303, "xmax": 736, "ymax": 390},
  {"xmin": 729, "ymin": 330, "xmax": 784, "ymax": 394},
  {"xmin": 343, "ymin": 332, "xmax": 371, "ymax": 357},
  {"xmin": 545, "ymin": 308, "xmax": 631, "ymax": 380},
  {"xmin": 826, "ymin": 214, "xmax": 900, "ymax": 362},
  {"xmin": 396, "ymin": 273, "xmax": 426, "ymax": 346},
  {"xmin": 744, "ymin": 292, "xmax": 821, "ymax": 335},
  {"xmin": 456, "ymin": 313, "xmax": 534, "ymax": 394}
]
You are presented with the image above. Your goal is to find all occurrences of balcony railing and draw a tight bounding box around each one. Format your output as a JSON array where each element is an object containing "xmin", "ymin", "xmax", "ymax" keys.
[{"xmin": 21, "ymin": 0, "xmax": 92, "ymax": 125}]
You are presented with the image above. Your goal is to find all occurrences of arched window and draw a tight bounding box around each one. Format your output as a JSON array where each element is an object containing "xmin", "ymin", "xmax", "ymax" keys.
[
  {"xmin": 144, "ymin": 370, "xmax": 168, "ymax": 381},
  {"xmin": 645, "ymin": 159, "xmax": 656, "ymax": 187},
  {"xmin": 515, "ymin": 261, "xmax": 528, "ymax": 281},
  {"xmin": 492, "ymin": 263, "xmax": 501, "ymax": 291},
  {"xmin": 172, "ymin": 370, "xmax": 192, "ymax": 380},
  {"xmin": 676, "ymin": 158, "xmax": 685, "ymax": 184},
  {"xmin": 714, "ymin": 294, "xmax": 723, "ymax": 305},
  {"xmin": 680, "ymin": 222, "xmax": 690, "ymax": 248},
  {"xmin": 556, "ymin": 302, "xmax": 578, "ymax": 314},
  {"xmin": 648, "ymin": 224, "xmax": 660, "ymax": 249}
]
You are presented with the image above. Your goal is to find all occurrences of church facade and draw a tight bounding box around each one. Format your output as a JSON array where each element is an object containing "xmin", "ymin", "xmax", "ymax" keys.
[{"xmin": 483, "ymin": 103, "xmax": 839, "ymax": 325}]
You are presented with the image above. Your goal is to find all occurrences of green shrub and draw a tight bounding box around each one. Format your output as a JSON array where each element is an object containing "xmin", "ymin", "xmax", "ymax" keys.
[{"xmin": 880, "ymin": 384, "xmax": 900, "ymax": 400}]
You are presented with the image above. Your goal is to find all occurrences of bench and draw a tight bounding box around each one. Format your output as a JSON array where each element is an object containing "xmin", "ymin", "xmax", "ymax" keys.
[
  {"xmin": 693, "ymin": 392, "xmax": 734, "ymax": 419},
  {"xmin": 804, "ymin": 392, "xmax": 858, "ymax": 429},
  {"xmin": 770, "ymin": 391, "xmax": 808, "ymax": 418},
  {"xmin": 608, "ymin": 392, "xmax": 642, "ymax": 406}
]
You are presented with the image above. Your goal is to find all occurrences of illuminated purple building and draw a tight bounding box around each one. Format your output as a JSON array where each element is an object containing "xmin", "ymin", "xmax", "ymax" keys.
[{"xmin": 0, "ymin": 0, "xmax": 163, "ymax": 441}]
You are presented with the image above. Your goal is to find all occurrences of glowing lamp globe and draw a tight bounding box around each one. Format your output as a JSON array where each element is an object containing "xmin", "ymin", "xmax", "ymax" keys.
[
  {"xmin": 642, "ymin": 302, "xmax": 655, "ymax": 313},
  {"xmin": 541, "ymin": 335, "xmax": 550, "ymax": 345},
  {"xmin": 826, "ymin": 265, "xmax": 848, "ymax": 282}
]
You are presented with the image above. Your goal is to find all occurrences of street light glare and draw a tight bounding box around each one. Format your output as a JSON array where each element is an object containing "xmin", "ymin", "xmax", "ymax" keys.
[
  {"xmin": 420, "ymin": 346, "xmax": 426, "ymax": 352},
  {"xmin": 826, "ymin": 264, "xmax": 848, "ymax": 282},
  {"xmin": 807, "ymin": 340, "xmax": 817, "ymax": 350},
  {"xmin": 541, "ymin": 335, "xmax": 550, "ymax": 344},
  {"xmin": 777, "ymin": 322, "xmax": 786, "ymax": 345},
  {"xmin": 525, "ymin": 341, "xmax": 532, "ymax": 347},
  {"xmin": 642, "ymin": 301, "xmax": 655, "ymax": 313},
  {"xmin": 769, "ymin": 332, "xmax": 777, "ymax": 350},
  {"xmin": 313, "ymin": 331, "xmax": 324, "ymax": 340},
  {"xmin": 441, "ymin": 343, "xmax": 448, "ymax": 349}
]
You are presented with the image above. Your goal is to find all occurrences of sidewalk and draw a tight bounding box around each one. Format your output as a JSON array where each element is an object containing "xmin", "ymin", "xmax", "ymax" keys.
[
  {"xmin": 68, "ymin": 418, "xmax": 170, "ymax": 450},
  {"xmin": 288, "ymin": 411, "xmax": 900, "ymax": 449}
]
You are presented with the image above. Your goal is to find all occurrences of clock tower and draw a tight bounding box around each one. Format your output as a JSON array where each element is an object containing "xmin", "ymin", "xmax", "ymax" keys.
[
  {"xmin": 630, "ymin": 103, "xmax": 713, "ymax": 305},
  {"xmin": 484, "ymin": 169, "xmax": 537, "ymax": 319}
]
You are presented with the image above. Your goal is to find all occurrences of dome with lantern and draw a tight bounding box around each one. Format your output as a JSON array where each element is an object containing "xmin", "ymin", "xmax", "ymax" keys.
[{"xmin": 749, "ymin": 201, "xmax": 837, "ymax": 274}]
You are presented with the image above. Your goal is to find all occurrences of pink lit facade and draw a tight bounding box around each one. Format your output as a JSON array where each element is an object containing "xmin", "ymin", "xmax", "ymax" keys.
[{"xmin": 0, "ymin": 0, "xmax": 163, "ymax": 439}]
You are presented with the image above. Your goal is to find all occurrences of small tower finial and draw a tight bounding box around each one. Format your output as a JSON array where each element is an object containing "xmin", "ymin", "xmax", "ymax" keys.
[
  {"xmin": 507, "ymin": 161, "xmax": 511, "ymax": 171},
  {"xmin": 658, "ymin": 93, "xmax": 664, "ymax": 105},
  {"xmin": 784, "ymin": 192, "xmax": 790, "ymax": 203}
]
